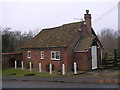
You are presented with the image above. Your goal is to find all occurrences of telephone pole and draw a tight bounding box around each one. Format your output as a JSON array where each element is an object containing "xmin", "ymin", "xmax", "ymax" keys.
[{"xmin": 118, "ymin": 1, "xmax": 120, "ymax": 56}]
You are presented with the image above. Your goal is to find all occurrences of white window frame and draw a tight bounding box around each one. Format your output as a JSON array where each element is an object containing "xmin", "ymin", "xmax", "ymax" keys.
[
  {"xmin": 27, "ymin": 51, "xmax": 31, "ymax": 58},
  {"xmin": 41, "ymin": 51, "xmax": 44, "ymax": 59},
  {"xmin": 51, "ymin": 51, "xmax": 60, "ymax": 60}
]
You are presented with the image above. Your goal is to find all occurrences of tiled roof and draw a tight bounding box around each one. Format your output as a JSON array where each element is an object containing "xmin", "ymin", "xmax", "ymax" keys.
[
  {"xmin": 21, "ymin": 22, "xmax": 83, "ymax": 49},
  {"xmin": 75, "ymin": 36, "xmax": 95, "ymax": 51}
]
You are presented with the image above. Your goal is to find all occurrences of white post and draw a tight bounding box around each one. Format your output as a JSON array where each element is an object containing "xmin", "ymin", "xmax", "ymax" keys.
[
  {"xmin": 21, "ymin": 61, "xmax": 24, "ymax": 70},
  {"xmin": 29, "ymin": 62, "xmax": 32, "ymax": 71},
  {"xmin": 50, "ymin": 63, "xmax": 52, "ymax": 74},
  {"xmin": 101, "ymin": 49, "xmax": 102, "ymax": 64},
  {"xmin": 39, "ymin": 63, "xmax": 42, "ymax": 72},
  {"xmin": 15, "ymin": 61, "xmax": 17, "ymax": 69},
  {"xmin": 74, "ymin": 62, "xmax": 77, "ymax": 74},
  {"xmin": 62, "ymin": 64, "xmax": 65, "ymax": 75}
]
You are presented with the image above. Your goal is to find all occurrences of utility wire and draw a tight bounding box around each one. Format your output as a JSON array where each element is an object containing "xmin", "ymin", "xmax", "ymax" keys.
[
  {"xmin": 73, "ymin": 5, "xmax": 118, "ymax": 25},
  {"xmin": 93, "ymin": 5, "xmax": 118, "ymax": 25}
]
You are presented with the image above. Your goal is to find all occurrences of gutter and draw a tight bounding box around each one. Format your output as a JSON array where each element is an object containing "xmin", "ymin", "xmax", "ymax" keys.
[
  {"xmin": 74, "ymin": 50, "xmax": 88, "ymax": 53},
  {"xmin": 21, "ymin": 46, "xmax": 67, "ymax": 50}
]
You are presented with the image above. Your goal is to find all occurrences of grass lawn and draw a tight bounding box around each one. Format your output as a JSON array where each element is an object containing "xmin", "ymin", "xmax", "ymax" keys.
[
  {"xmin": 2, "ymin": 68, "xmax": 62, "ymax": 77},
  {"xmin": 2, "ymin": 68, "xmax": 87, "ymax": 77},
  {"xmin": 2, "ymin": 68, "xmax": 119, "ymax": 77}
]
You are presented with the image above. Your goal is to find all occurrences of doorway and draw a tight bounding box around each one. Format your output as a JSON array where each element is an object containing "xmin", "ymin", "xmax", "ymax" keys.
[{"xmin": 91, "ymin": 46, "xmax": 97, "ymax": 69}]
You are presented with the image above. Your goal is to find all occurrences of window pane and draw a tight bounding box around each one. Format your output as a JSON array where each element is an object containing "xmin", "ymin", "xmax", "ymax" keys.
[
  {"xmin": 56, "ymin": 52, "xmax": 60, "ymax": 59},
  {"xmin": 28, "ymin": 51, "xmax": 30, "ymax": 58},
  {"xmin": 52, "ymin": 52, "xmax": 55, "ymax": 59},
  {"xmin": 41, "ymin": 51, "xmax": 44, "ymax": 59}
]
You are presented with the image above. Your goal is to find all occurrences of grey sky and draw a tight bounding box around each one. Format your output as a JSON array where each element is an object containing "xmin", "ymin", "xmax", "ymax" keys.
[{"xmin": 0, "ymin": 0, "xmax": 118, "ymax": 34}]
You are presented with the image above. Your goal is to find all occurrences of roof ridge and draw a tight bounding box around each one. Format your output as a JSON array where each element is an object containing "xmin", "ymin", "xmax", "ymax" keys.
[{"xmin": 42, "ymin": 21, "xmax": 82, "ymax": 30}]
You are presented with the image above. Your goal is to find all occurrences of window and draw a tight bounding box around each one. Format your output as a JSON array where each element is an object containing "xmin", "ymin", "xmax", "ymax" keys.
[
  {"xmin": 41, "ymin": 51, "xmax": 44, "ymax": 59},
  {"xmin": 27, "ymin": 51, "xmax": 31, "ymax": 58},
  {"xmin": 51, "ymin": 51, "xmax": 60, "ymax": 60}
]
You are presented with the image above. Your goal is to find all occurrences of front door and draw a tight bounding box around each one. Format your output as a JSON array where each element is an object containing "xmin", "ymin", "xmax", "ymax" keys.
[{"xmin": 91, "ymin": 46, "xmax": 97, "ymax": 69}]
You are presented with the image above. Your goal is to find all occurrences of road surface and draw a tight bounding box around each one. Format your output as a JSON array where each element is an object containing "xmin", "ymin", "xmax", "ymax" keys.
[{"xmin": 2, "ymin": 80, "xmax": 119, "ymax": 88}]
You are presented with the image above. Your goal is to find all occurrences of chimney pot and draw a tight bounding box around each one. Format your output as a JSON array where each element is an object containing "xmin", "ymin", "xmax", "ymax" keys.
[{"xmin": 86, "ymin": 9, "xmax": 89, "ymax": 14}]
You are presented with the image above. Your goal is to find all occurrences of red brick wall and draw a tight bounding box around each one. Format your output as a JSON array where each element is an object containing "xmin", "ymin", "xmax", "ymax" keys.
[
  {"xmin": 84, "ymin": 13, "xmax": 92, "ymax": 36},
  {"xmin": 74, "ymin": 47, "xmax": 101, "ymax": 71},
  {"xmin": 66, "ymin": 31, "xmax": 81, "ymax": 71},
  {"xmin": 22, "ymin": 48, "xmax": 67, "ymax": 72},
  {"xmin": 65, "ymin": 27, "xmax": 90, "ymax": 72},
  {"xmin": 74, "ymin": 50, "xmax": 92, "ymax": 71}
]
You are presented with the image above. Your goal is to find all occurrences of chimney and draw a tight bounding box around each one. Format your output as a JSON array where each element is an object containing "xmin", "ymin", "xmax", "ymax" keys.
[{"xmin": 84, "ymin": 10, "xmax": 92, "ymax": 36}]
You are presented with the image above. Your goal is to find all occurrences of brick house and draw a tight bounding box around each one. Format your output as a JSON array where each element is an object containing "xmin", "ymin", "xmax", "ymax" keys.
[{"xmin": 21, "ymin": 10, "xmax": 102, "ymax": 72}]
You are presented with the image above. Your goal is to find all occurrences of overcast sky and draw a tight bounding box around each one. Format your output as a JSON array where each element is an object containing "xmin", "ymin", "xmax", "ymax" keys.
[{"xmin": 0, "ymin": 0, "xmax": 119, "ymax": 34}]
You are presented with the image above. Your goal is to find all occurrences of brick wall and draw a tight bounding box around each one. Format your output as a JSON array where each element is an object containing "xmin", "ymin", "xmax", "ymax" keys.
[
  {"xmin": 66, "ymin": 31, "xmax": 81, "ymax": 71},
  {"xmin": 22, "ymin": 48, "xmax": 67, "ymax": 72},
  {"xmin": 65, "ymin": 26, "xmax": 90, "ymax": 72},
  {"xmin": 74, "ymin": 47, "xmax": 101, "ymax": 71},
  {"xmin": 74, "ymin": 50, "xmax": 92, "ymax": 71}
]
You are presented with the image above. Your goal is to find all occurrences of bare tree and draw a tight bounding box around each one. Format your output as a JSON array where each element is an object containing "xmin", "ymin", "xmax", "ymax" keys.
[
  {"xmin": 98, "ymin": 28, "xmax": 118, "ymax": 53},
  {"xmin": 2, "ymin": 28, "xmax": 34, "ymax": 53}
]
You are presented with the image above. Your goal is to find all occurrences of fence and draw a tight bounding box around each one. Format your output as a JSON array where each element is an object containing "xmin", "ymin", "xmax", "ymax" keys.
[
  {"xmin": 14, "ymin": 61, "xmax": 78, "ymax": 75},
  {"xmin": 103, "ymin": 49, "xmax": 120, "ymax": 69}
]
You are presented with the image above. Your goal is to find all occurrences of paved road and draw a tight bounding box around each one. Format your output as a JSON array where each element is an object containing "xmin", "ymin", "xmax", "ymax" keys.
[
  {"xmin": 3, "ymin": 76, "xmax": 119, "ymax": 83},
  {"xmin": 2, "ymin": 80, "xmax": 119, "ymax": 88}
]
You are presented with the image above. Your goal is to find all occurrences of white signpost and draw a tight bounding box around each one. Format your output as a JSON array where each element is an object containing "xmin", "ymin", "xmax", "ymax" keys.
[
  {"xmin": 29, "ymin": 62, "xmax": 32, "ymax": 71},
  {"xmin": 15, "ymin": 61, "xmax": 17, "ymax": 69},
  {"xmin": 74, "ymin": 62, "xmax": 77, "ymax": 74},
  {"xmin": 21, "ymin": 61, "xmax": 24, "ymax": 70},
  {"xmin": 39, "ymin": 63, "xmax": 42, "ymax": 73},
  {"xmin": 62, "ymin": 64, "xmax": 65, "ymax": 75},
  {"xmin": 50, "ymin": 63, "xmax": 52, "ymax": 74}
]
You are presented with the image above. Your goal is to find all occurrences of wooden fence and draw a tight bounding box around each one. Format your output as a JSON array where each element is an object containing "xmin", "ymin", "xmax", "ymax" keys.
[{"xmin": 103, "ymin": 49, "xmax": 120, "ymax": 69}]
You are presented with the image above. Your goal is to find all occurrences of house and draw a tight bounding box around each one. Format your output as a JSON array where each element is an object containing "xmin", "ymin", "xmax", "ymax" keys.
[{"xmin": 21, "ymin": 10, "xmax": 103, "ymax": 72}]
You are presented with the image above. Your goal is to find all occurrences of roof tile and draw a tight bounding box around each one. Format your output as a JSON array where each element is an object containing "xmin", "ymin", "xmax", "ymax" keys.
[
  {"xmin": 75, "ymin": 36, "xmax": 95, "ymax": 51},
  {"xmin": 22, "ymin": 22, "xmax": 83, "ymax": 48}
]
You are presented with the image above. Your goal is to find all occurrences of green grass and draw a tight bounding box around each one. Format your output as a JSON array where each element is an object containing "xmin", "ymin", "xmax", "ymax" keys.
[
  {"xmin": 2, "ymin": 68, "xmax": 88, "ymax": 77},
  {"xmin": 2, "ymin": 69, "xmax": 85, "ymax": 77},
  {"xmin": 2, "ymin": 68, "xmax": 119, "ymax": 77},
  {"xmin": 2, "ymin": 68, "xmax": 62, "ymax": 77}
]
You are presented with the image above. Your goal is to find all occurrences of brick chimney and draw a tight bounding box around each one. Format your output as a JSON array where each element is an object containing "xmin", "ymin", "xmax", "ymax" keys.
[{"xmin": 84, "ymin": 10, "xmax": 92, "ymax": 36}]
